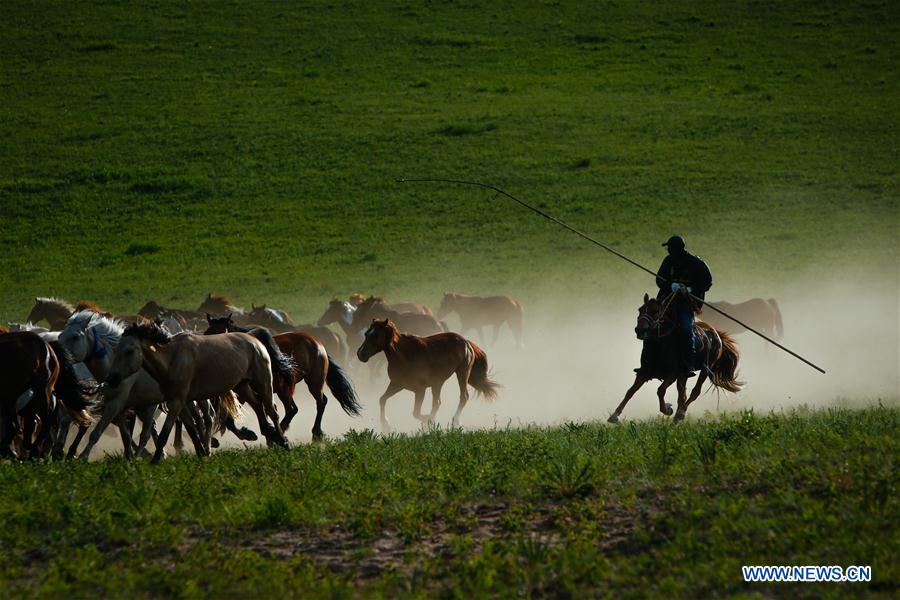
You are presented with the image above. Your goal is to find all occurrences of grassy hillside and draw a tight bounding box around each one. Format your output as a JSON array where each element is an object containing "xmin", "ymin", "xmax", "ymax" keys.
[
  {"xmin": 0, "ymin": 407, "xmax": 896, "ymax": 597},
  {"xmin": 1, "ymin": 0, "xmax": 897, "ymax": 322}
]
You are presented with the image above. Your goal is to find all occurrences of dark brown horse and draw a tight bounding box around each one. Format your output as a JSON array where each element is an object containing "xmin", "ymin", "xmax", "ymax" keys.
[
  {"xmin": 294, "ymin": 324, "xmax": 347, "ymax": 364},
  {"xmin": 138, "ymin": 300, "xmax": 205, "ymax": 329},
  {"xmin": 354, "ymin": 297, "xmax": 446, "ymax": 337},
  {"xmin": 436, "ymin": 292, "xmax": 524, "ymax": 347},
  {"xmin": 701, "ymin": 298, "xmax": 784, "ymax": 339},
  {"xmin": 609, "ymin": 294, "xmax": 742, "ymax": 424},
  {"xmin": 0, "ymin": 332, "xmax": 60, "ymax": 458},
  {"xmin": 205, "ymin": 315, "xmax": 361, "ymax": 439},
  {"xmin": 357, "ymin": 319, "xmax": 500, "ymax": 431}
]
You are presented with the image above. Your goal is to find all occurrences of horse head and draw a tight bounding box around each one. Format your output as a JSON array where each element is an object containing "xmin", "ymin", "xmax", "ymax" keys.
[
  {"xmin": 635, "ymin": 293, "xmax": 667, "ymax": 340},
  {"xmin": 357, "ymin": 318, "xmax": 397, "ymax": 362},
  {"xmin": 436, "ymin": 292, "xmax": 457, "ymax": 319}
]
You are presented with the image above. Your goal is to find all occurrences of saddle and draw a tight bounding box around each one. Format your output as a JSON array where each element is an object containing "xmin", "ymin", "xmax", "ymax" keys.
[{"xmin": 692, "ymin": 323, "xmax": 722, "ymax": 372}]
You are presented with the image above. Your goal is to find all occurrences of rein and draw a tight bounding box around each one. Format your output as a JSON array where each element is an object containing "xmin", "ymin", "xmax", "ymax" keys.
[{"xmin": 638, "ymin": 292, "xmax": 678, "ymax": 338}]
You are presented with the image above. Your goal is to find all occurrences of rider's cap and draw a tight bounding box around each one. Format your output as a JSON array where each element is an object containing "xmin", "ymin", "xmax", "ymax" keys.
[{"xmin": 662, "ymin": 235, "xmax": 685, "ymax": 249}]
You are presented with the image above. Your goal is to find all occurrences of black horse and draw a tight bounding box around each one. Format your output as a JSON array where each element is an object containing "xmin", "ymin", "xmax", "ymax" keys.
[{"xmin": 609, "ymin": 293, "xmax": 742, "ymax": 423}]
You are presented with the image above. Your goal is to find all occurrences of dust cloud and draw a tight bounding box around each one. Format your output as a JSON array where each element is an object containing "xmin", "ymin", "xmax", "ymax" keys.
[
  {"xmin": 276, "ymin": 266, "xmax": 899, "ymax": 443},
  {"xmin": 83, "ymin": 267, "xmax": 899, "ymax": 457}
]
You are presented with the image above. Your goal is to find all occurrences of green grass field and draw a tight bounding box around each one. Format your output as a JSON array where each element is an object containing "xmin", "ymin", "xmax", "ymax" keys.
[
  {"xmin": 0, "ymin": 407, "xmax": 896, "ymax": 597},
  {"xmin": 1, "ymin": 0, "xmax": 897, "ymax": 321},
  {"xmin": 1, "ymin": 1, "xmax": 898, "ymax": 596}
]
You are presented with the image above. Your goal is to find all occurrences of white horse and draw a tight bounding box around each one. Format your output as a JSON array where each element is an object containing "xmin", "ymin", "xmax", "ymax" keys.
[{"xmin": 58, "ymin": 311, "xmax": 171, "ymax": 459}]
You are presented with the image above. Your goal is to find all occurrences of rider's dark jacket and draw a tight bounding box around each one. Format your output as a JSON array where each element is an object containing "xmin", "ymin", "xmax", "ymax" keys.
[{"xmin": 655, "ymin": 251, "xmax": 713, "ymax": 306}]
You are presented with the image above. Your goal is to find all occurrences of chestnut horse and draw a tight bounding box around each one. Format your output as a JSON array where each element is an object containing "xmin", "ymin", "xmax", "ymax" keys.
[
  {"xmin": 609, "ymin": 294, "xmax": 742, "ymax": 424},
  {"xmin": 25, "ymin": 297, "xmax": 75, "ymax": 331},
  {"xmin": 436, "ymin": 293, "xmax": 524, "ymax": 347},
  {"xmin": 205, "ymin": 315, "xmax": 361, "ymax": 439},
  {"xmin": 357, "ymin": 319, "xmax": 500, "ymax": 430},
  {"xmin": 353, "ymin": 297, "xmax": 446, "ymax": 337},
  {"xmin": 701, "ymin": 298, "xmax": 783, "ymax": 339}
]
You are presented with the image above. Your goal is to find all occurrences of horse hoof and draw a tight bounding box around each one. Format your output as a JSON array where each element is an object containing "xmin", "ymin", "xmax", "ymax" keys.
[
  {"xmin": 607, "ymin": 413, "xmax": 620, "ymax": 424},
  {"xmin": 673, "ymin": 410, "xmax": 686, "ymax": 423},
  {"xmin": 662, "ymin": 403, "xmax": 673, "ymax": 416},
  {"xmin": 237, "ymin": 427, "xmax": 258, "ymax": 442},
  {"xmin": 210, "ymin": 437, "xmax": 220, "ymax": 449}
]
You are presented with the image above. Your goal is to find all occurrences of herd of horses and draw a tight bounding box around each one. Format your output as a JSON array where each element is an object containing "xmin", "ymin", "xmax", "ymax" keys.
[{"xmin": 0, "ymin": 291, "xmax": 783, "ymax": 461}]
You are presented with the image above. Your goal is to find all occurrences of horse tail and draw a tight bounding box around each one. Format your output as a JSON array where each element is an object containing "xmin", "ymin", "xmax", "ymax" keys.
[
  {"xmin": 467, "ymin": 341, "xmax": 501, "ymax": 400},
  {"xmin": 709, "ymin": 330, "xmax": 743, "ymax": 393},
  {"xmin": 252, "ymin": 328, "xmax": 296, "ymax": 386},
  {"xmin": 48, "ymin": 341, "xmax": 99, "ymax": 426},
  {"xmin": 768, "ymin": 298, "xmax": 784, "ymax": 340},
  {"xmin": 214, "ymin": 391, "xmax": 241, "ymax": 434},
  {"xmin": 325, "ymin": 356, "xmax": 362, "ymax": 416}
]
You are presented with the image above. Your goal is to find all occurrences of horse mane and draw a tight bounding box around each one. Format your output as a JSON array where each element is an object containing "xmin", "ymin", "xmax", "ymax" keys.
[
  {"xmin": 67, "ymin": 310, "xmax": 126, "ymax": 346},
  {"xmin": 36, "ymin": 296, "xmax": 74, "ymax": 311},
  {"xmin": 75, "ymin": 300, "xmax": 107, "ymax": 313},
  {"xmin": 207, "ymin": 293, "xmax": 235, "ymax": 306},
  {"xmin": 348, "ymin": 293, "xmax": 365, "ymax": 305},
  {"xmin": 123, "ymin": 321, "xmax": 172, "ymax": 344}
]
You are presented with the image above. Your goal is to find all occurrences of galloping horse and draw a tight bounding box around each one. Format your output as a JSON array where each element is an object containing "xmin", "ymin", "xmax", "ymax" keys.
[
  {"xmin": 246, "ymin": 304, "xmax": 295, "ymax": 333},
  {"xmin": 701, "ymin": 298, "xmax": 783, "ymax": 339},
  {"xmin": 0, "ymin": 331, "xmax": 95, "ymax": 458},
  {"xmin": 348, "ymin": 293, "xmax": 433, "ymax": 316},
  {"xmin": 609, "ymin": 294, "xmax": 742, "ymax": 424},
  {"xmin": 354, "ymin": 297, "xmax": 446, "ymax": 337},
  {"xmin": 357, "ymin": 319, "xmax": 500, "ymax": 431},
  {"xmin": 107, "ymin": 321, "xmax": 286, "ymax": 462},
  {"xmin": 317, "ymin": 299, "xmax": 361, "ymax": 348},
  {"xmin": 138, "ymin": 300, "xmax": 205, "ymax": 330},
  {"xmin": 26, "ymin": 297, "xmax": 75, "ymax": 331},
  {"xmin": 197, "ymin": 293, "xmax": 246, "ymax": 319},
  {"xmin": 436, "ymin": 293, "xmax": 524, "ymax": 347},
  {"xmin": 0, "ymin": 332, "xmax": 59, "ymax": 458},
  {"xmin": 206, "ymin": 315, "xmax": 361, "ymax": 439}
]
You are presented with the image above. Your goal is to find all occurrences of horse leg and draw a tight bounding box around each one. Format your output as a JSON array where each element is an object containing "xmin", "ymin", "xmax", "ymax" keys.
[
  {"xmin": 249, "ymin": 375, "xmax": 287, "ymax": 448},
  {"xmin": 135, "ymin": 406, "xmax": 161, "ymax": 459},
  {"xmin": 609, "ymin": 374, "xmax": 650, "ymax": 423},
  {"xmin": 151, "ymin": 396, "xmax": 185, "ymax": 464},
  {"xmin": 451, "ymin": 368, "xmax": 471, "ymax": 428},
  {"xmin": 235, "ymin": 381, "xmax": 278, "ymax": 447},
  {"xmin": 307, "ymin": 371, "xmax": 327, "ymax": 440},
  {"xmin": 117, "ymin": 416, "xmax": 135, "ymax": 460},
  {"xmin": 67, "ymin": 425, "xmax": 89, "ymax": 458},
  {"xmin": 180, "ymin": 404, "xmax": 208, "ymax": 457},
  {"xmin": 412, "ymin": 388, "xmax": 428, "ymax": 426},
  {"xmin": 279, "ymin": 376, "xmax": 301, "ymax": 432},
  {"xmin": 655, "ymin": 377, "xmax": 677, "ymax": 420},
  {"xmin": 223, "ymin": 414, "xmax": 258, "ymax": 442},
  {"xmin": 79, "ymin": 396, "xmax": 126, "ymax": 460},
  {"xmin": 428, "ymin": 380, "xmax": 444, "ymax": 424},
  {"xmin": 676, "ymin": 372, "xmax": 708, "ymax": 422},
  {"xmin": 491, "ymin": 324, "xmax": 501, "ymax": 346},
  {"xmin": 378, "ymin": 381, "xmax": 404, "ymax": 433},
  {"xmin": 173, "ymin": 418, "xmax": 184, "ymax": 455}
]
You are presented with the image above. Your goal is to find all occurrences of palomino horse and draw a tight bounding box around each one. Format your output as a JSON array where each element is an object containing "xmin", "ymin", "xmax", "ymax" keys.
[
  {"xmin": 26, "ymin": 297, "xmax": 75, "ymax": 331},
  {"xmin": 353, "ymin": 297, "xmax": 446, "ymax": 337},
  {"xmin": 700, "ymin": 298, "xmax": 783, "ymax": 339},
  {"xmin": 206, "ymin": 315, "xmax": 361, "ymax": 439},
  {"xmin": 357, "ymin": 319, "xmax": 500, "ymax": 431},
  {"xmin": 106, "ymin": 321, "xmax": 287, "ymax": 462},
  {"xmin": 436, "ymin": 293, "xmax": 524, "ymax": 347},
  {"xmin": 608, "ymin": 294, "xmax": 742, "ymax": 424},
  {"xmin": 348, "ymin": 293, "xmax": 433, "ymax": 316}
]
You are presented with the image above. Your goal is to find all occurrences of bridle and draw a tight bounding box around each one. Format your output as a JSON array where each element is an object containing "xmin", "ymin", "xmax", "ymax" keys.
[{"xmin": 637, "ymin": 292, "xmax": 678, "ymax": 338}]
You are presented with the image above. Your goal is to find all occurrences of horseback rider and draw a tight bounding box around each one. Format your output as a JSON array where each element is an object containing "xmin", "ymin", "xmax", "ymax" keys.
[{"xmin": 655, "ymin": 235, "xmax": 712, "ymax": 376}]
